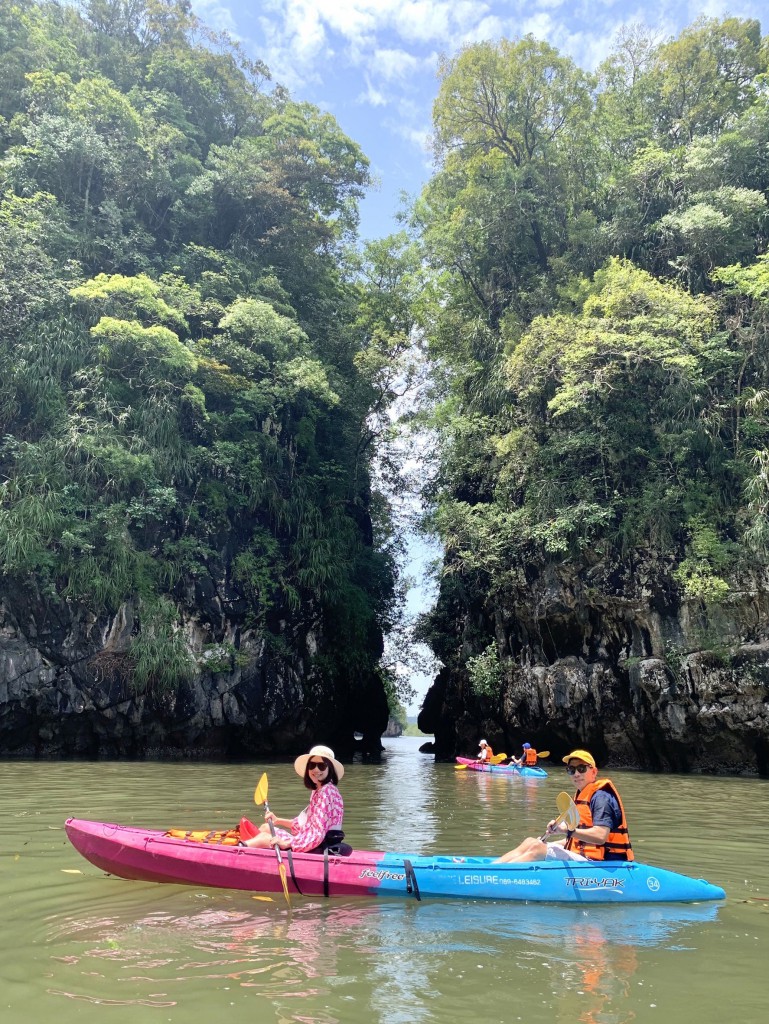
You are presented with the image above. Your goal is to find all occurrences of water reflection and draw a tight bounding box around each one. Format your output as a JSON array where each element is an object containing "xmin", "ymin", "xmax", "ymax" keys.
[
  {"xmin": 366, "ymin": 741, "xmax": 439, "ymax": 852},
  {"xmin": 406, "ymin": 900, "xmax": 720, "ymax": 949},
  {"xmin": 46, "ymin": 894, "xmax": 388, "ymax": 1020},
  {"xmin": 372, "ymin": 900, "xmax": 720, "ymax": 1024}
]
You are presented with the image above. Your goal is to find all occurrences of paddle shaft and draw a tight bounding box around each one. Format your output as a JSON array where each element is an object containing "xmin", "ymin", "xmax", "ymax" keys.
[
  {"xmin": 263, "ymin": 798, "xmax": 285, "ymax": 863},
  {"xmin": 253, "ymin": 773, "xmax": 291, "ymax": 907},
  {"xmin": 265, "ymin": 799, "xmax": 292, "ymax": 907}
]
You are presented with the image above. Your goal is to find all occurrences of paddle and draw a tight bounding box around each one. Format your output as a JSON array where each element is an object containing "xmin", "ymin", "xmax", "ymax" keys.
[
  {"xmin": 455, "ymin": 752, "xmax": 508, "ymax": 769},
  {"xmin": 538, "ymin": 791, "xmax": 580, "ymax": 841},
  {"xmin": 253, "ymin": 773, "xmax": 291, "ymax": 908}
]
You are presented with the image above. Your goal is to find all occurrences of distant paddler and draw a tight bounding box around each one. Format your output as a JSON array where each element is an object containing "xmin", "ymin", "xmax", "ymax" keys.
[
  {"xmin": 476, "ymin": 738, "xmax": 494, "ymax": 763},
  {"xmin": 510, "ymin": 742, "xmax": 538, "ymax": 767}
]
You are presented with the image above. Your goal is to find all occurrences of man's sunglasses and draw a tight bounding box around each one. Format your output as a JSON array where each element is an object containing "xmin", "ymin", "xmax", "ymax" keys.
[
  {"xmin": 566, "ymin": 764, "xmax": 590, "ymax": 775},
  {"xmin": 308, "ymin": 760, "xmax": 328, "ymax": 771}
]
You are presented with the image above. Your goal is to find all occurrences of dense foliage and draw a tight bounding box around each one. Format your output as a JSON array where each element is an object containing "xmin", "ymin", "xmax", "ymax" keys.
[
  {"xmin": 413, "ymin": 18, "xmax": 769, "ymax": 686},
  {"xmin": 0, "ymin": 0, "xmax": 402, "ymax": 699}
]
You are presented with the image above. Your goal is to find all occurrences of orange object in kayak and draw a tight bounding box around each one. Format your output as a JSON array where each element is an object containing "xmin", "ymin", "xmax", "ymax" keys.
[{"xmin": 164, "ymin": 826, "xmax": 241, "ymax": 845}]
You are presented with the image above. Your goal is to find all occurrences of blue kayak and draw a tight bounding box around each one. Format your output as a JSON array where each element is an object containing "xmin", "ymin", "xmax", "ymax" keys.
[
  {"xmin": 456, "ymin": 756, "xmax": 548, "ymax": 777},
  {"xmin": 372, "ymin": 852, "xmax": 726, "ymax": 903}
]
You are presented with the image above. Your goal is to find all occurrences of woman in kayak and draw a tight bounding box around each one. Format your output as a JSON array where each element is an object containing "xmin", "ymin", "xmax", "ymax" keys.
[
  {"xmin": 241, "ymin": 744, "xmax": 347, "ymax": 854},
  {"xmin": 476, "ymin": 738, "xmax": 493, "ymax": 762},
  {"xmin": 495, "ymin": 749, "xmax": 633, "ymax": 863}
]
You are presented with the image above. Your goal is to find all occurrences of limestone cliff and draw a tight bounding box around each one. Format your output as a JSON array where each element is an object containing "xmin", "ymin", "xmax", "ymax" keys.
[
  {"xmin": 0, "ymin": 579, "xmax": 388, "ymax": 760},
  {"xmin": 418, "ymin": 556, "xmax": 769, "ymax": 776}
]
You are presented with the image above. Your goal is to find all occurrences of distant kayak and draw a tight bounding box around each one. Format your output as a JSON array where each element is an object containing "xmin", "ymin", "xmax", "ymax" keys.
[
  {"xmin": 455, "ymin": 756, "xmax": 548, "ymax": 778},
  {"xmin": 65, "ymin": 818, "xmax": 725, "ymax": 904}
]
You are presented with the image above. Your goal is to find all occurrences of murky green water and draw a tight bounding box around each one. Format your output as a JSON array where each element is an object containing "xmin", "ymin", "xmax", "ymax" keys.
[{"xmin": 2, "ymin": 738, "xmax": 767, "ymax": 1024}]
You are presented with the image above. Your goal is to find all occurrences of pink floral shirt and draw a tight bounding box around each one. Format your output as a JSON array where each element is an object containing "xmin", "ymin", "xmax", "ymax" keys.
[{"xmin": 275, "ymin": 783, "xmax": 344, "ymax": 852}]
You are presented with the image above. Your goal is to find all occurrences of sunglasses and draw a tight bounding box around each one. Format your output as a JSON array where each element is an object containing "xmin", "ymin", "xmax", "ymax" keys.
[
  {"xmin": 308, "ymin": 761, "xmax": 328, "ymax": 771},
  {"xmin": 566, "ymin": 764, "xmax": 591, "ymax": 775}
]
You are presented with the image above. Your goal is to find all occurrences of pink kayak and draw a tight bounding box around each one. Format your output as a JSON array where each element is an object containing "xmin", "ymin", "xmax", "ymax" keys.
[{"xmin": 65, "ymin": 817, "xmax": 384, "ymax": 898}]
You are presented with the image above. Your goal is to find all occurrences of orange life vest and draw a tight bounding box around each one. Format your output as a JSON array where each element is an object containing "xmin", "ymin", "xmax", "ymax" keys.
[
  {"xmin": 523, "ymin": 747, "xmax": 537, "ymax": 765},
  {"xmin": 165, "ymin": 827, "xmax": 241, "ymax": 846},
  {"xmin": 565, "ymin": 779, "xmax": 634, "ymax": 861}
]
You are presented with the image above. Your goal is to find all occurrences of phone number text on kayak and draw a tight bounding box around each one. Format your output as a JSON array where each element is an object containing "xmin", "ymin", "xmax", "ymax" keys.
[{"xmin": 457, "ymin": 875, "xmax": 625, "ymax": 888}]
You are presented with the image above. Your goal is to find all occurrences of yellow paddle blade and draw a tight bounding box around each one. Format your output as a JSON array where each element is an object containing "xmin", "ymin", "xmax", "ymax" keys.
[
  {"xmin": 555, "ymin": 791, "xmax": 572, "ymax": 814},
  {"xmin": 254, "ymin": 772, "xmax": 268, "ymax": 806},
  {"xmin": 537, "ymin": 750, "xmax": 550, "ymax": 759},
  {"xmin": 539, "ymin": 791, "xmax": 579, "ymax": 839},
  {"xmin": 454, "ymin": 763, "xmax": 468, "ymax": 769},
  {"xmin": 556, "ymin": 791, "xmax": 580, "ymax": 830},
  {"xmin": 278, "ymin": 862, "xmax": 291, "ymax": 907},
  {"xmin": 490, "ymin": 753, "xmax": 508, "ymax": 764}
]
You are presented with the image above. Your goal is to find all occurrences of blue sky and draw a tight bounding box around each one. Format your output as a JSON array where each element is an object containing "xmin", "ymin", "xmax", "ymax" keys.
[{"xmin": 191, "ymin": 0, "xmax": 766, "ymax": 241}]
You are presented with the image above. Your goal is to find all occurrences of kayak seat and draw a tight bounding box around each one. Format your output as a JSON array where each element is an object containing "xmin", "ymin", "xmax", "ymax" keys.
[
  {"xmin": 306, "ymin": 830, "xmax": 353, "ymax": 856},
  {"xmin": 238, "ymin": 816, "xmax": 260, "ymax": 841},
  {"xmin": 325, "ymin": 842, "xmax": 353, "ymax": 857}
]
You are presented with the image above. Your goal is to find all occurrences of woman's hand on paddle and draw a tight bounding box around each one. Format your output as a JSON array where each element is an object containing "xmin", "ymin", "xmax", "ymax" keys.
[
  {"xmin": 269, "ymin": 835, "xmax": 291, "ymax": 850},
  {"xmin": 264, "ymin": 810, "xmax": 278, "ymax": 825}
]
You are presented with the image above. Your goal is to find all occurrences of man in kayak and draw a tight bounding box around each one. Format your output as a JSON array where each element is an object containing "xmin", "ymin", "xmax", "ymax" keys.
[
  {"xmin": 494, "ymin": 748, "xmax": 633, "ymax": 863},
  {"xmin": 509, "ymin": 742, "xmax": 537, "ymax": 766},
  {"xmin": 476, "ymin": 738, "xmax": 493, "ymax": 763}
]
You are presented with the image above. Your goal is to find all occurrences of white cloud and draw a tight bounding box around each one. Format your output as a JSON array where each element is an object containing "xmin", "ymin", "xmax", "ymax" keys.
[
  {"xmin": 369, "ymin": 48, "xmax": 436, "ymax": 82},
  {"xmin": 383, "ymin": 108, "xmax": 433, "ymax": 162},
  {"xmin": 461, "ymin": 15, "xmax": 507, "ymax": 45},
  {"xmin": 404, "ymin": 126, "xmax": 432, "ymax": 154},
  {"xmin": 518, "ymin": 12, "xmax": 556, "ymax": 40},
  {"xmin": 358, "ymin": 76, "xmax": 389, "ymax": 107},
  {"xmin": 190, "ymin": 0, "xmax": 239, "ymax": 36},
  {"xmin": 254, "ymin": 0, "xmax": 498, "ymax": 69}
]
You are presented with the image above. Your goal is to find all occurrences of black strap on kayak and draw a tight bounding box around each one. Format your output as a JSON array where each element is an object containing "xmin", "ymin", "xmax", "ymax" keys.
[
  {"xmin": 285, "ymin": 850, "xmax": 304, "ymax": 895},
  {"xmin": 323, "ymin": 850, "xmax": 330, "ymax": 898},
  {"xmin": 403, "ymin": 859, "xmax": 421, "ymax": 901}
]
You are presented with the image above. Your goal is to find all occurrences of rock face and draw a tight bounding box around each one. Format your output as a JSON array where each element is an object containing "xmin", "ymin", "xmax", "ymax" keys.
[
  {"xmin": 418, "ymin": 558, "xmax": 769, "ymax": 776},
  {"xmin": 0, "ymin": 583, "xmax": 388, "ymax": 760}
]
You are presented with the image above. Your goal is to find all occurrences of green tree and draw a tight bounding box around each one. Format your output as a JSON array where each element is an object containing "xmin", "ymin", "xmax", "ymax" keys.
[{"xmin": 422, "ymin": 37, "xmax": 598, "ymax": 328}]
